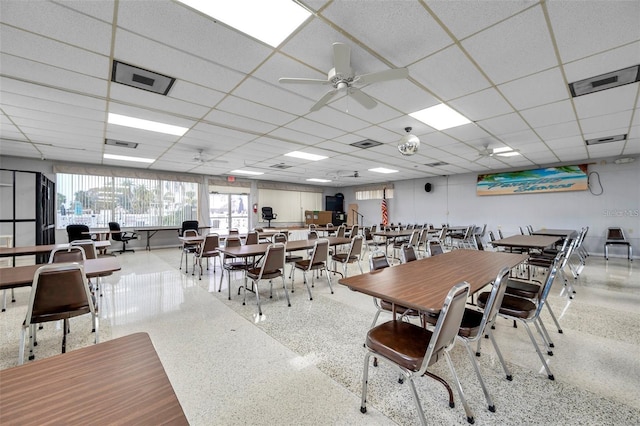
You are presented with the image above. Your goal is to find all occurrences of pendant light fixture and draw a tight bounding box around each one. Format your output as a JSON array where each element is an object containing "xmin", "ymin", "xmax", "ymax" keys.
[{"xmin": 397, "ymin": 127, "xmax": 420, "ymax": 156}]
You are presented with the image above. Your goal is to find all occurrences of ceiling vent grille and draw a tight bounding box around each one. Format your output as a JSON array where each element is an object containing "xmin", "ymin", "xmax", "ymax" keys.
[
  {"xmin": 569, "ymin": 65, "xmax": 639, "ymax": 97},
  {"xmin": 585, "ymin": 134, "xmax": 627, "ymax": 146},
  {"xmin": 105, "ymin": 138, "xmax": 138, "ymax": 149},
  {"xmin": 270, "ymin": 163, "xmax": 292, "ymax": 169},
  {"xmin": 425, "ymin": 161, "xmax": 449, "ymax": 167},
  {"xmin": 111, "ymin": 60, "xmax": 176, "ymax": 95},
  {"xmin": 350, "ymin": 139, "xmax": 382, "ymax": 149}
]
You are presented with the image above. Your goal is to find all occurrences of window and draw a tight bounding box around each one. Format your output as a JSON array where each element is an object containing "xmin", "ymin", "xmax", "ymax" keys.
[
  {"xmin": 56, "ymin": 173, "xmax": 199, "ymax": 229},
  {"xmin": 355, "ymin": 187, "xmax": 394, "ymax": 200}
]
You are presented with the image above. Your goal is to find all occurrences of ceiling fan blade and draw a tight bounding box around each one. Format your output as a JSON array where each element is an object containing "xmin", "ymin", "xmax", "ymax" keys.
[
  {"xmin": 348, "ymin": 87, "xmax": 377, "ymax": 109},
  {"xmin": 279, "ymin": 77, "xmax": 328, "ymax": 85},
  {"xmin": 310, "ymin": 89, "xmax": 338, "ymax": 112},
  {"xmin": 332, "ymin": 42, "xmax": 351, "ymax": 76},
  {"xmin": 356, "ymin": 68, "xmax": 409, "ymax": 85}
]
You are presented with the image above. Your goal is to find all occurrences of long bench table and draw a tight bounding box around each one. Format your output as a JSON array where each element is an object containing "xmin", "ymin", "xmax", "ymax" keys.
[{"xmin": 134, "ymin": 226, "xmax": 210, "ymax": 250}]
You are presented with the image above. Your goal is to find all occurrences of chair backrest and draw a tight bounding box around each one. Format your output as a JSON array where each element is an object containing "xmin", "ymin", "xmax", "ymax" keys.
[
  {"xmin": 409, "ymin": 230, "xmax": 420, "ymax": 246},
  {"xmin": 181, "ymin": 220, "xmax": 199, "ymax": 236},
  {"xmin": 49, "ymin": 246, "xmax": 86, "ymax": 263},
  {"xmin": 261, "ymin": 207, "xmax": 275, "ymax": 220},
  {"xmin": 27, "ymin": 263, "xmax": 94, "ymax": 324},
  {"xmin": 201, "ymin": 234, "xmax": 219, "ymax": 254},
  {"xmin": 519, "ymin": 226, "xmax": 525, "ymax": 235},
  {"xmin": 474, "ymin": 235, "xmax": 484, "ymax": 251},
  {"xmin": 400, "ymin": 244, "xmax": 417, "ymax": 263},
  {"xmin": 437, "ymin": 226, "xmax": 447, "ymax": 241},
  {"xmin": 527, "ymin": 225, "xmax": 534, "ymax": 235},
  {"xmin": 228, "ymin": 228, "xmax": 239, "ymax": 235},
  {"xmin": 70, "ymin": 239, "xmax": 97, "ymax": 259},
  {"xmin": 369, "ymin": 249, "xmax": 390, "ymax": 271},
  {"xmin": 498, "ymin": 229, "xmax": 504, "ymax": 239},
  {"xmin": 308, "ymin": 231, "xmax": 319, "ymax": 240},
  {"xmin": 308, "ymin": 223, "xmax": 317, "ymax": 230},
  {"xmin": 606, "ymin": 227, "xmax": 626, "ymax": 241},
  {"xmin": 66, "ymin": 224, "xmax": 90, "ymax": 242},
  {"xmin": 428, "ymin": 241, "xmax": 444, "ymax": 257},
  {"xmin": 474, "ymin": 267, "xmax": 510, "ymax": 337},
  {"xmin": 108, "ymin": 222, "xmax": 123, "ymax": 241},
  {"xmin": 325, "ymin": 223, "xmax": 334, "ymax": 229},
  {"xmin": 418, "ymin": 229, "xmax": 429, "ymax": 244},
  {"xmin": 225, "ymin": 236, "xmax": 242, "ymax": 248},
  {"xmin": 418, "ymin": 282, "xmax": 470, "ymax": 374},
  {"xmin": 488, "ymin": 231, "xmax": 496, "ymax": 242},
  {"xmin": 534, "ymin": 253, "xmax": 563, "ymax": 316},
  {"xmin": 350, "ymin": 225, "xmax": 360, "ymax": 238},
  {"xmin": 273, "ymin": 232, "xmax": 288, "ymax": 243},
  {"xmin": 349, "ymin": 235, "xmax": 364, "ymax": 258},
  {"xmin": 363, "ymin": 227, "xmax": 373, "ymax": 241},
  {"xmin": 245, "ymin": 231, "xmax": 259, "ymax": 245},
  {"xmin": 336, "ymin": 225, "xmax": 346, "ymax": 238},
  {"xmin": 309, "ymin": 239, "xmax": 329, "ymax": 265},
  {"xmin": 370, "ymin": 224, "xmax": 377, "ymax": 233},
  {"xmin": 258, "ymin": 243, "xmax": 285, "ymax": 277},
  {"xmin": 183, "ymin": 229, "xmax": 198, "ymax": 238}
]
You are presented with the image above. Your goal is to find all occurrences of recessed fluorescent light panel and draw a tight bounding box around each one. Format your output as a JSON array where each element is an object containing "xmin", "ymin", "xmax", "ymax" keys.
[
  {"xmin": 284, "ymin": 151, "xmax": 328, "ymax": 161},
  {"xmin": 368, "ymin": 167, "xmax": 398, "ymax": 174},
  {"xmin": 108, "ymin": 113, "xmax": 189, "ymax": 136},
  {"xmin": 496, "ymin": 151, "xmax": 520, "ymax": 157},
  {"xmin": 103, "ymin": 153, "xmax": 155, "ymax": 163},
  {"xmin": 230, "ymin": 169, "xmax": 264, "ymax": 176},
  {"xmin": 177, "ymin": 0, "xmax": 311, "ymax": 48},
  {"xmin": 410, "ymin": 104, "xmax": 471, "ymax": 130},
  {"xmin": 306, "ymin": 178, "xmax": 331, "ymax": 183}
]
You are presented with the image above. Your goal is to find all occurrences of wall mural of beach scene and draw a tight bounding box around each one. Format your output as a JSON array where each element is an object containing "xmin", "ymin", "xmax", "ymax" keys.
[{"xmin": 477, "ymin": 165, "xmax": 589, "ymax": 196}]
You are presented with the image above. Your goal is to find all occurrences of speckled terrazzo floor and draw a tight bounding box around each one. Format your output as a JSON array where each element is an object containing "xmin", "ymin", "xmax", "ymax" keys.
[{"xmin": 1, "ymin": 248, "xmax": 639, "ymax": 425}]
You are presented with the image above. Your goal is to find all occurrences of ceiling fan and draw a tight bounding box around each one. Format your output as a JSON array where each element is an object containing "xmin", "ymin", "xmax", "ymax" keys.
[
  {"xmin": 279, "ymin": 42, "xmax": 409, "ymax": 112},
  {"xmin": 192, "ymin": 149, "xmax": 227, "ymax": 165},
  {"xmin": 328, "ymin": 170, "xmax": 360, "ymax": 180},
  {"xmin": 472, "ymin": 143, "xmax": 520, "ymax": 163}
]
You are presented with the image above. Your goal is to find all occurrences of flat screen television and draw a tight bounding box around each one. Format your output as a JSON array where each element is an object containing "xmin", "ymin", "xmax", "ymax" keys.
[{"xmin": 325, "ymin": 195, "xmax": 343, "ymax": 212}]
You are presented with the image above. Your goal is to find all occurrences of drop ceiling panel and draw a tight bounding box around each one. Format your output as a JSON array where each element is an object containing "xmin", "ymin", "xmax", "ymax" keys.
[
  {"xmin": 0, "ymin": 78, "xmax": 107, "ymax": 110},
  {"xmin": 286, "ymin": 117, "xmax": 344, "ymax": 140},
  {"xmin": 448, "ymin": 88, "xmax": 514, "ymax": 121},
  {"xmin": 442, "ymin": 124, "xmax": 490, "ymax": 142},
  {"xmin": 1, "ymin": 26, "xmax": 110, "ymax": 79},
  {"xmin": 580, "ymin": 111, "xmax": 634, "ymax": 135},
  {"xmin": 573, "ymin": 85, "xmax": 638, "ymax": 119},
  {"xmin": 304, "ymin": 106, "xmax": 370, "ymax": 133},
  {"xmin": 116, "ymin": 0, "xmax": 272, "ymax": 74},
  {"xmin": 328, "ymin": 95, "xmax": 402, "ymax": 124},
  {"xmin": 203, "ymin": 109, "xmax": 277, "ymax": 134},
  {"xmin": 622, "ymin": 138, "xmax": 640, "ymax": 155},
  {"xmin": 109, "ymin": 84, "xmax": 210, "ymax": 119},
  {"xmin": 353, "ymin": 126, "xmax": 400, "ymax": 144},
  {"xmin": 520, "ymin": 100, "xmax": 576, "ymax": 128},
  {"xmin": 322, "ymin": 0, "xmax": 452, "ymax": 66},
  {"xmin": 233, "ymin": 77, "xmax": 313, "ymax": 115},
  {"xmin": 547, "ymin": 0, "xmax": 640, "ymax": 63},
  {"xmin": 168, "ymin": 81, "xmax": 225, "ymax": 108},
  {"xmin": 544, "ymin": 136, "xmax": 585, "ymax": 151},
  {"xmin": 478, "ymin": 113, "xmax": 530, "ymax": 136},
  {"xmin": 0, "ymin": 54, "xmax": 108, "ymax": 97},
  {"xmin": 587, "ymin": 140, "xmax": 626, "ymax": 157},
  {"xmin": 0, "ymin": 140, "xmax": 40, "ymax": 157},
  {"xmin": 427, "ymin": 0, "xmax": 537, "ymax": 40},
  {"xmin": 410, "ymin": 45, "xmax": 490, "ymax": 101},
  {"xmin": 216, "ymin": 96, "xmax": 296, "ymax": 126},
  {"xmin": 364, "ymin": 79, "xmax": 440, "ymax": 115},
  {"xmin": 267, "ymin": 127, "xmax": 324, "ymax": 145},
  {"xmin": 461, "ymin": 5, "xmax": 557, "ymax": 84},
  {"xmin": 563, "ymin": 42, "xmax": 640, "ymax": 83},
  {"xmin": 0, "ymin": 0, "xmax": 113, "ymax": 54},
  {"xmin": 535, "ymin": 121, "xmax": 582, "ymax": 141},
  {"xmin": 498, "ymin": 67, "xmax": 569, "ymax": 110},
  {"xmin": 105, "ymin": 128, "xmax": 181, "ymax": 146},
  {"xmin": 1, "ymin": 95, "xmax": 105, "ymax": 122}
]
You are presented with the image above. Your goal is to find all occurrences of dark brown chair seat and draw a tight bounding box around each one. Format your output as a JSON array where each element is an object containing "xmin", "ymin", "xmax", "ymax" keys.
[
  {"xmin": 246, "ymin": 268, "xmax": 282, "ymax": 280},
  {"xmin": 477, "ymin": 292, "xmax": 535, "ymax": 319},
  {"xmin": 365, "ymin": 320, "xmax": 436, "ymax": 371}
]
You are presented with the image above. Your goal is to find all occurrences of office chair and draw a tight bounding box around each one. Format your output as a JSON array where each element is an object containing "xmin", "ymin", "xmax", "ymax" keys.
[
  {"xmin": 108, "ymin": 222, "xmax": 137, "ymax": 253},
  {"xmin": 66, "ymin": 224, "xmax": 91, "ymax": 242},
  {"xmin": 261, "ymin": 207, "xmax": 276, "ymax": 228}
]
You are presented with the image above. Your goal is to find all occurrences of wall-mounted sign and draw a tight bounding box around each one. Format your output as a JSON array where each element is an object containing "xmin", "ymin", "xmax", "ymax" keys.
[{"xmin": 477, "ymin": 165, "xmax": 588, "ymax": 196}]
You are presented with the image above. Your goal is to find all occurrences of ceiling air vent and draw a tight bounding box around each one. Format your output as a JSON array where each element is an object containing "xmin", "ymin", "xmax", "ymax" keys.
[
  {"xmin": 350, "ymin": 139, "xmax": 382, "ymax": 149},
  {"xmin": 105, "ymin": 138, "xmax": 138, "ymax": 149},
  {"xmin": 270, "ymin": 163, "xmax": 292, "ymax": 169},
  {"xmin": 425, "ymin": 161, "xmax": 449, "ymax": 167},
  {"xmin": 585, "ymin": 134, "xmax": 627, "ymax": 146},
  {"xmin": 111, "ymin": 60, "xmax": 176, "ymax": 95},
  {"xmin": 569, "ymin": 65, "xmax": 639, "ymax": 97}
]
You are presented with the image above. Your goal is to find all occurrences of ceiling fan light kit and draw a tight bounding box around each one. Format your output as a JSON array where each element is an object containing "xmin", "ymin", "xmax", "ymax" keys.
[{"xmin": 397, "ymin": 127, "xmax": 420, "ymax": 156}]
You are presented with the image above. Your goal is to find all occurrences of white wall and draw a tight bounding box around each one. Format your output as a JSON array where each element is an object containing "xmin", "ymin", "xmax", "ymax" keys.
[{"xmin": 342, "ymin": 159, "xmax": 640, "ymax": 258}]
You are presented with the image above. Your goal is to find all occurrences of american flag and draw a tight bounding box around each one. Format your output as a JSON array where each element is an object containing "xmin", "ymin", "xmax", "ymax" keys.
[{"xmin": 381, "ymin": 188, "xmax": 388, "ymax": 226}]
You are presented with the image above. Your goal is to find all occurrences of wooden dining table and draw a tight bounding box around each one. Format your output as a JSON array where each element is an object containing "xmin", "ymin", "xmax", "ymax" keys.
[
  {"xmin": 339, "ymin": 249, "xmax": 528, "ymax": 314},
  {"xmin": 0, "ymin": 332, "xmax": 188, "ymax": 425},
  {"xmin": 217, "ymin": 237, "xmax": 352, "ymax": 300},
  {"xmin": 0, "ymin": 241, "xmax": 111, "ymax": 259},
  {"xmin": 490, "ymin": 235, "xmax": 561, "ymax": 251},
  {"xmin": 531, "ymin": 228, "xmax": 578, "ymax": 238}
]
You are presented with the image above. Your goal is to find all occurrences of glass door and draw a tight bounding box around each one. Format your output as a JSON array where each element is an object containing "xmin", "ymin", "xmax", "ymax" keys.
[{"xmin": 210, "ymin": 193, "xmax": 248, "ymax": 233}]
